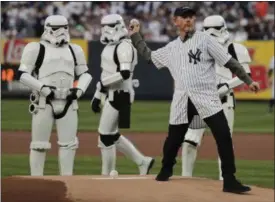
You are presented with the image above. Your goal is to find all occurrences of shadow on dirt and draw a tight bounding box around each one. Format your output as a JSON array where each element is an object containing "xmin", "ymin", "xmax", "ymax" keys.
[{"xmin": 2, "ymin": 177, "xmax": 73, "ymax": 202}]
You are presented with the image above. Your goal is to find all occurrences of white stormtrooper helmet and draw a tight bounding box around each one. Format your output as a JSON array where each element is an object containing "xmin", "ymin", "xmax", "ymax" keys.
[
  {"xmin": 42, "ymin": 15, "xmax": 70, "ymax": 46},
  {"xmin": 203, "ymin": 15, "xmax": 230, "ymax": 45},
  {"xmin": 100, "ymin": 14, "xmax": 128, "ymax": 45}
]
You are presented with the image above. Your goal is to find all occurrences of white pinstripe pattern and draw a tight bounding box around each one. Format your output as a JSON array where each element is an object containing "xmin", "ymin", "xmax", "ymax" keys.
[{"xmin": 151, "ymin": 31, "xmax": 232, "ymax": 125}]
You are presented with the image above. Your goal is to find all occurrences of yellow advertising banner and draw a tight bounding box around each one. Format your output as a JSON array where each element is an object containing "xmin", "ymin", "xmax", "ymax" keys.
[
  {"xmin": 234, "ymin": 40, "xmax": 274, "ymax": 100},
  {"xmin": 1, "ymin": 38, "xmax": 88, "ymax": 65}
]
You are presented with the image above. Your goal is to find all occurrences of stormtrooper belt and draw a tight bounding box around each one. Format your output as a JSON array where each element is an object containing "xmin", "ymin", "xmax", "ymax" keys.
[
  {"xmin": 44, "ymin": 86, "xmax": 74, "ymax": 119},
  {"xmin": 221, "ymin": 92, "xmax": 236, "ymax": 109},
  {"xmin": 46, "ymin": 99, "xmax": 73, "ymax": 119}
]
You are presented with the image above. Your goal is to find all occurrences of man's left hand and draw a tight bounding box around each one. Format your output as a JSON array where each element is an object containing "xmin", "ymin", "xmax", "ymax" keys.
[{"xmin": 249, "ymin": 81, "xmax": 260, "ymax": 93}]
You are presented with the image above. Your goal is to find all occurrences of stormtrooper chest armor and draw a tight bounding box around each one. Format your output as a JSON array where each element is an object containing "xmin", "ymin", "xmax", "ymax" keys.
[{"xmin": 37, "ymin": 43, "xmax": 75, "ymax": 88}]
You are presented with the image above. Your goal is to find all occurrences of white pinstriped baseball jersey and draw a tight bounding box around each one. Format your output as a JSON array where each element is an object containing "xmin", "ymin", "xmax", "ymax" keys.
[
  {"xmin": 151, "ymin": 31, "xmax": 232, "ymax": 124},
  {"xmin": 188, "ymin": 41, "xmax": 251, "ymax": 129}
]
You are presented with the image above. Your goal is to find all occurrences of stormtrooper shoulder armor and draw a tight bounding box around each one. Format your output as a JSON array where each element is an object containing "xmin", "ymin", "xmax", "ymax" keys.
[
  {"xmin": 18, "ymin": 42, "xmax": 46, "ymax": 92},
  {"xmin": 117, "ymin": 41, "xmax": 134, "ymax": 66},
  {"xmin": 19, "ymin": 42, "xmax": 41, "ymax": 74},
  {"xmin": 232, "ymin": 43, "xmax": 251, "ymax": 64}
]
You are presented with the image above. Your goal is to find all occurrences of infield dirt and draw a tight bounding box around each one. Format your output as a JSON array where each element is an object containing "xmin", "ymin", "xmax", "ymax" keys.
[{"xmin": 2, "ymin": 131, "xmax": 274, "ymax": 202}]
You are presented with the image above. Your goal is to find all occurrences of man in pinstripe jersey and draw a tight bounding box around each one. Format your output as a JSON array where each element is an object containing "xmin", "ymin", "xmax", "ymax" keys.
[
  {"xmin": 129, "ymin": 7, "xmax": 260, "ymax": 194},
  {"xmin": 182, "ymin": 15, "xmax": 252, "ymax": 180}
]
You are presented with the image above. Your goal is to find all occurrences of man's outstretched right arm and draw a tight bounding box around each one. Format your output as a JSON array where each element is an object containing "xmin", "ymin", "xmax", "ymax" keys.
[
  {"xmin": 130, "ymin": 33, "xmax": 152, "ymax": 62},
  {"xmin": 129, "ymin": 19, "xmax": 170, "ymax": 69}
]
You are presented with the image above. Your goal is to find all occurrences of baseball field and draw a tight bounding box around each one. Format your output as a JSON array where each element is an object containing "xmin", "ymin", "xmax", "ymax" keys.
[{"xmin": 2, "ymin": 99, "xmax": 274, "ymax": 202}]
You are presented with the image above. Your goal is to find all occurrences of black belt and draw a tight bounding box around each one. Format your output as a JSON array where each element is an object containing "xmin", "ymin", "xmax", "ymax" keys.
[
  {"xmin": 34, "ymin": 85, "xmax": 74, "ymax": 119},
  {"xmin": 46, "ymin": 99, "xmax": 73, "ymax": 119}
]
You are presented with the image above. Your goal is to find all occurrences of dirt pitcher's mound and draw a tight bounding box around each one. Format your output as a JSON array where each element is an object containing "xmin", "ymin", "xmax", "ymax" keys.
[{"xmin": 2, "ymin": 175, "xmax": 273, "ymax": 202}]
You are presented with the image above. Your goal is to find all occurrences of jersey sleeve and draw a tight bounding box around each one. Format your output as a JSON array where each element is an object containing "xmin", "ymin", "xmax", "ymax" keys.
[
  {"xmin": 151, "ymin": 43, "xmax": 170, "ymax": 69},
  {"xmin": 18, "ymin": 42, "xmax": 40, "ymax": 74},
  {"xmin": 207, "ymin": 36, "xmax": 232, "ymax": 66},
  {"xmin": 70, "ymin": 44, "xmax": 89, "ymax": 76}
]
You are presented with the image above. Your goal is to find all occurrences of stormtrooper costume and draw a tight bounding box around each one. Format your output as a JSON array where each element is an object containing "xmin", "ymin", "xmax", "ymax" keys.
[
  {"xmin": 91, "ymin": 14, "xmax": 154, "ymax": 176},
  {"xmin": 181, "ymin": 15, "xmax": 251, "ymax": 179},
  {"xmin": 268, "ymin": 56, "xmax": 274, "ymax": 112},
  {"xmin": 18, "ymin": 15, "xmax": 92, "ymax": 176}
]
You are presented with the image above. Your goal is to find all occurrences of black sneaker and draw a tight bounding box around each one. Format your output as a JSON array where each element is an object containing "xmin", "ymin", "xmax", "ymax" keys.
[
  {"xmin": 155, "ymin": 168, "xmax": 173, "ymax": 181},
  {"xmin": 223, "ymin": 178, "xmax": 251, "ymax": 194}
]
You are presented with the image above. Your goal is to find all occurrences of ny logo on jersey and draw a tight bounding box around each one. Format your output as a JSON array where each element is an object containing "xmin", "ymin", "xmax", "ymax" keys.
[{"xmin": 188, "ymin": 48, "xmax": 202, "ymax": 65}]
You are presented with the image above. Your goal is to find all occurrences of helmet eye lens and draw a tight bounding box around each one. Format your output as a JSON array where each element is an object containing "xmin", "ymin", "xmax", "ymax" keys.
[
  {"xmin": 52, "ymin": 27, "xmax": 60, "ymax": 31},
  {"xmin": 49, "ymin": 25, "xmax": 68, "ymax": 31},
  {"xmin": 204, "ymin": 26, "xmax": 223, "ymax": 31},
  {"xmin": 102, "ymin": 22, "xmax": 119, "ymax": 28}
]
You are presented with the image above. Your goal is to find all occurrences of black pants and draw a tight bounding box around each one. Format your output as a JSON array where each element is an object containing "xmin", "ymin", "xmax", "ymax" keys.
[
  {"xmin": 161, "ymin": 98, "xmax": 236, "ymax": 178},
  {"xmin": 269, "ymin": 98, "xmax": 274, "ymax": 111}
]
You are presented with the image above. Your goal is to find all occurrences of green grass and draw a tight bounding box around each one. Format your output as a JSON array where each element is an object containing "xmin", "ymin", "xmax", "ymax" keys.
[
  {"xmin": 1, "ymin": 100, "xmax": 274, "ymax": 133},
  {"xmin": 1, "ymin": 155, "xmax": 273, "ymax": 189}
]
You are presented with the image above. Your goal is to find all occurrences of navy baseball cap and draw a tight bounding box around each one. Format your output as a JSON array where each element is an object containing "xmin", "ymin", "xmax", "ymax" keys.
[{"xmin": 174, "ymin": 7, "xmax": 196, "ymax": 18}]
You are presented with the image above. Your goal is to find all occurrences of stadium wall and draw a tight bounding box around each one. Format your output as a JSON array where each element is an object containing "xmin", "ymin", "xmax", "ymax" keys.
[{"xmin": 1, "ymin": 39, "xmax": 274, "ymax": 100}]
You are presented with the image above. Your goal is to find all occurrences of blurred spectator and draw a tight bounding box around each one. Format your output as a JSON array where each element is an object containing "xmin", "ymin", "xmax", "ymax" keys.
[
  {"xmin": 232, "ymin": 26, "xmax": 248, "ymax": 42},
  {"xmin": 254, "ymin": 2, "xmax": 269, "ymax": 18},
  {"xmin": 1, "ymin": 1, "xmax": 274, "ymax": 42}
]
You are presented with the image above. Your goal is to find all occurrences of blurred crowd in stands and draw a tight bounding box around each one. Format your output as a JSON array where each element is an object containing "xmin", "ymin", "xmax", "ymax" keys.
[{"xmin": 1, "ymin": 1, "xmax": 274, "ymax": 42}]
